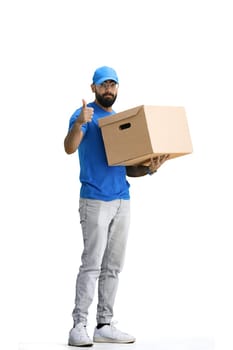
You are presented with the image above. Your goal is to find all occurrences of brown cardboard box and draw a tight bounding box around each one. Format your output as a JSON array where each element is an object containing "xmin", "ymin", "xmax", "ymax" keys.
[{"xmin": 98, "ymin": 105, "xmax": 193, "ymax": 166}]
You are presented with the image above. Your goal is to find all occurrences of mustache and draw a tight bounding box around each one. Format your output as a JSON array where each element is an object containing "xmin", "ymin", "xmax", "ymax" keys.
[{"xmin": 103, "ymin": 93, "xmax": 114, "ymax": 98}]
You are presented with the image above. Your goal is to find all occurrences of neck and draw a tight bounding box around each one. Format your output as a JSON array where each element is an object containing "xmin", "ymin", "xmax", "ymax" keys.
[{"xmin": 94, "ymin": 99, "xmax": 113, "ymax": 112}]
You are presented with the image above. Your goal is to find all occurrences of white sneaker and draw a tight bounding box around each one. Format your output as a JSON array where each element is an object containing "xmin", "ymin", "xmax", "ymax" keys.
[
  {"xmin": 93, "ymin": 323, "xmax": 136, "ymax": 344},
  {"xmin": 68, "ymin": 322, "xmax": 93, "ymax": 347}
]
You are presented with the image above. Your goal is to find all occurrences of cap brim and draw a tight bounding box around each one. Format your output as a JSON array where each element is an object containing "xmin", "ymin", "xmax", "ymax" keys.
[{"xmin": 95, "ymin": 76, "xmax": 119, "ymax": 85}]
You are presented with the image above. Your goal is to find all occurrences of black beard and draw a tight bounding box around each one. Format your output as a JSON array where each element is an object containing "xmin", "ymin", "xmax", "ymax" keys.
[{"xmin": 95, "ymin": 92, "xmax": 117, "ymax": 108}]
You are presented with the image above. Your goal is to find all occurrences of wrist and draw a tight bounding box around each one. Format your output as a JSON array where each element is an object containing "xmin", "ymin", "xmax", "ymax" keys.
[
  {"xmin": 74, "ymin": 120, "xmax": 84, "ymax": 128},
  {"xmin": 148, "ymin": 167, "xmax": 157, "ymax": 175}
]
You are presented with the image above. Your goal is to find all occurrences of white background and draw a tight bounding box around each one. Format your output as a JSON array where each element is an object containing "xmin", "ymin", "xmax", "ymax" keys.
[{"xmin": 1, "ymin": 0, "xmax": 233, "ymax": 349}]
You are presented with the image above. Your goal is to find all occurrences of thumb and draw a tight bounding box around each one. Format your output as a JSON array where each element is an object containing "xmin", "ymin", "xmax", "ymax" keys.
[{"xmin": 82, "ymin": 99, "xmax": 87, "ymax": 109}]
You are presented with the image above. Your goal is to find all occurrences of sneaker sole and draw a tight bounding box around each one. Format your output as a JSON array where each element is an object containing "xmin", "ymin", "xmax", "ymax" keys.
[
  {"xmin": 93, "ymin": 337, "xmax": 135, "ymax": 344},
  {"xmin": 68, "ymin": 342, "xmax": 93, "ymax": 347}
]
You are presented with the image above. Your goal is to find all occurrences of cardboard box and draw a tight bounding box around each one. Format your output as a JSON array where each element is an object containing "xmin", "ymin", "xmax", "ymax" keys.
[{"xmin": 98, "ymin": 105, "xmax": 193, "ymax": 166}]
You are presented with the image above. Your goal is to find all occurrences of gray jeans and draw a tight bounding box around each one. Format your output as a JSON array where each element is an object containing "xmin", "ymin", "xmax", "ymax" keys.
[{"xmin": 72, "ymin": 198, "xmax": 130, "ymax": 326}]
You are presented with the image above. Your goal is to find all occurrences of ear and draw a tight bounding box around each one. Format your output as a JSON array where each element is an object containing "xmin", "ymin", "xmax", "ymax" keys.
[{"xmin": 91, "ymin": 84, "xmax": 96, "ymax": 93}]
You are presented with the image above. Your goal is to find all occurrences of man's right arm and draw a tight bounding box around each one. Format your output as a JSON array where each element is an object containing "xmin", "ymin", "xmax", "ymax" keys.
[
  {"xmin": 64, "ymin": 99, "xmax": 93, "ymax": 154},
  {"xmin": 64, "ymin": 121, "xmax": 84, "ymax": 154}
]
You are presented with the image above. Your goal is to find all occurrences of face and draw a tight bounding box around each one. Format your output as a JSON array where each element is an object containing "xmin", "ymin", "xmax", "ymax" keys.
[{"xmin": 92, "ymin": 80, "xmax": 118, "ymax": 108}]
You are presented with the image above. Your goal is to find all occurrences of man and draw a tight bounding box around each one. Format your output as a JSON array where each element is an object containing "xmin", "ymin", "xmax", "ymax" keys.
[{"xmin": 64, "ymin": 66, "xmax": 168, "ymax": 347}]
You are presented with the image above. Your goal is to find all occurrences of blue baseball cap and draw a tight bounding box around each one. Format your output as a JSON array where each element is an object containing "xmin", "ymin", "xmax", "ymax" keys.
[{"xmin": 92, "ymin": 66, "xmax": 119, "ymax": 85}]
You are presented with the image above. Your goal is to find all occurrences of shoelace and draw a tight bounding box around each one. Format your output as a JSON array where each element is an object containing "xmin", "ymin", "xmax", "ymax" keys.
[
  {"xmin": 110, "ymin": 320, "xmax": 118, "ymax": 328},
  {"xmin": 76, "ymin": 323, "xmax": 90, "ymax": 337}
]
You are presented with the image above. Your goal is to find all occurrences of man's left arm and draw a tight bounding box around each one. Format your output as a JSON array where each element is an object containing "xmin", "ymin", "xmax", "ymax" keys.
[{"xmin": 126, "ymin": 154, "xmax": 170, "ymax": 177}]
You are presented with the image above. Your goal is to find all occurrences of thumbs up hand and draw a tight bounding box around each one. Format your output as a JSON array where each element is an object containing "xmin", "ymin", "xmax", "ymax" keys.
[{"xmin": 77, "ymin": 99, "xmax": 94, "ymax": 125}]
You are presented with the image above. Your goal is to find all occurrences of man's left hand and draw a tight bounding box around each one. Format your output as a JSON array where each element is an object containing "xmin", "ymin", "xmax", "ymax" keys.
[{"xmin": 144, "ymin": 154, "xmax": 170, "ymax": 175}]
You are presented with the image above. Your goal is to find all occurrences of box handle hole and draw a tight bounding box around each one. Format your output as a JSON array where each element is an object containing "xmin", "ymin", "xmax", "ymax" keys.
[{"xmin": 119, "ymin": 122, "xmax": 131, "ymax": 130}]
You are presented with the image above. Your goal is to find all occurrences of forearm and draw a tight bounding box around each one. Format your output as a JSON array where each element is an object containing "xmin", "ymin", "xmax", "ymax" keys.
[
  {"xmin": 126, "ymin": 165, "xmax": 155, "ymax": 177},
  {"xmin": 64, "ymin": 122, "xmax": 83, "ymax": 154}
]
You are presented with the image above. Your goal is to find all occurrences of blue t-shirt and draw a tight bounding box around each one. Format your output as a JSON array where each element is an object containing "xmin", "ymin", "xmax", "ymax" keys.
[{"xmin": 68, "ymin": 102, "xmax": 130, "ymax": 201}]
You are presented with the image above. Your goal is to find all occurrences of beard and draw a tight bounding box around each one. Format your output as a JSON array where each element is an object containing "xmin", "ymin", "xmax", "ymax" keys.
[{"xmin": 95, "ymin": 91, "xmax": 117, "ymax": 108}]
